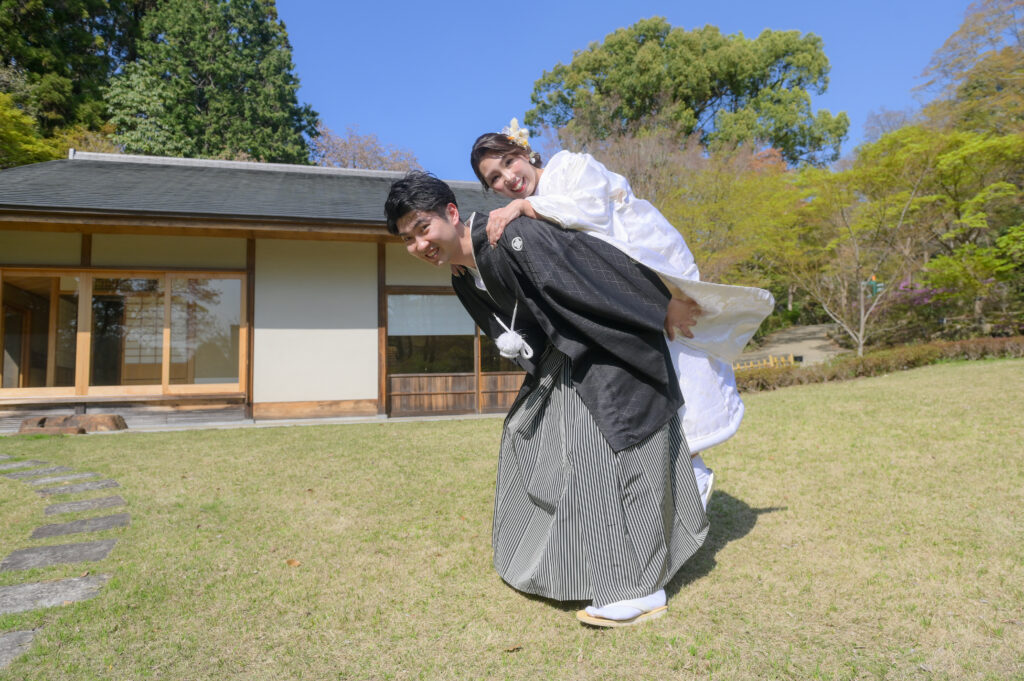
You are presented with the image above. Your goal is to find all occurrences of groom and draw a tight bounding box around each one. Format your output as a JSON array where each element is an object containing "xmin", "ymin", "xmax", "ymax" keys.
[{"xmin": 384, "ymin": 172, "xmax": 708, "ymax": 627}]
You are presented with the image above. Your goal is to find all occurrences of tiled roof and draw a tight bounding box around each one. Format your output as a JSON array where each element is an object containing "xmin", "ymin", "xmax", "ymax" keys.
[{"xmin": 0, "ymin": 152, "xmax": 503, "ymax": 224}]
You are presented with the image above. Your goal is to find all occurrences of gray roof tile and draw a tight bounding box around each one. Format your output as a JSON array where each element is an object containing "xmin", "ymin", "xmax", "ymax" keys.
[{"xmin": 0, "ymin": 158, "xmax": 503, "ymax": 225}]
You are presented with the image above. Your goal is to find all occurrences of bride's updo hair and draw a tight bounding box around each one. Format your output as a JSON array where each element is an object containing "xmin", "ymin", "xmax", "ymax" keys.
[{"xmin": 470, "ymin": 132, "xmax": 543, "ymax": 190}]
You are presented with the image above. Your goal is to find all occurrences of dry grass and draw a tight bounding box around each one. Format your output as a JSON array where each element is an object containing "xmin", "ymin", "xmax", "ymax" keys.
[{"xmin": 0, "ymin": 359, "xmax": 1022, "ymax": 680}]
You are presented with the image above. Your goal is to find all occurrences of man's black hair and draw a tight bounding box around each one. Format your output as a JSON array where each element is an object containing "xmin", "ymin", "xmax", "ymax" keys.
[{"xmin": 384, "ymin": 171, "xmax": 458, "ymax": 235}]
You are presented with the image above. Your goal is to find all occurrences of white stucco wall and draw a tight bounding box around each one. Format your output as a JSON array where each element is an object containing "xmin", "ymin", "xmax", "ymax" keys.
[
  {"xmin": 253, "ymin": 239, "xmax": 377, "ymax": 403},
  {"xmin": 385, "ymin": 243, "xmax": 453, "ymax": 286},
  {"xmin": 93, "ymin": 234, "xmax": 246, "ymax": 268},
  {"xmin": 0, "ymin": 230, "xmax": 80, "ymax": 265}
]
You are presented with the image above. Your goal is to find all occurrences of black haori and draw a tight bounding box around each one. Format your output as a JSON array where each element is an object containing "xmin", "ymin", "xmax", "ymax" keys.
[{"xmin": 492, "ymin": 347, "xmax": 709, "ymax": 607}]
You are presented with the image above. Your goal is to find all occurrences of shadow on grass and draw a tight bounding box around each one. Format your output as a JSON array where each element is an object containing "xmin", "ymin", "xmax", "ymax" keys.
[
  {"xmin": 504, "ymin": 492, "xmax": 785, "ymax": 614},
  {"xmin": 667, "ymin": 491, "xmax": 786, "ymax": 597}
]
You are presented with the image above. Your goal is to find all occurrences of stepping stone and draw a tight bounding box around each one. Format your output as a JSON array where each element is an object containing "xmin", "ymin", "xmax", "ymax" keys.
[
  {"xmin": 31, "ymin": 513, "xmax": 130, "ymax": 539},
  {"xmin": 45, "ymin": 496, "xmax": 126, "ymax": 516},
  {"xmin": 19, "ymin": 414, "xmax": 126, "ymax": 434},
  {"xmin": 0, "ymin": 461, "xmax": 47, "ymax": 472},
  {"xmin": 29, "ymin": 472, "xmax": 99, "ymax": 486},
  {"xmin": 36, "ymin": 480, "xmax": 118, "ymax": 496},
  {"xmin": 0, "ymin": 540, "xmax": 116, "ymax": 571},
  {"xmin": 0, "ymin": 630, "xmax": 36, "ymax": 668},
  {"xmin": 0, "ymin": 575, "xmax": 110, "ymax": 615},
  {"xmin": 4, "ymin": 466, "xmax": 73, "ymax": 480}
]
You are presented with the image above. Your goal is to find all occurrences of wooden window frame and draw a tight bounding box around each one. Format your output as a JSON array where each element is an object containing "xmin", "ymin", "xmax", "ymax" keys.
[
  {"xmin": 382, "ymin": 286, "xmax": 524, "ymax": 415},
  {"xmin": 0, "ymin": 266, "xmax": 248, "ymax": 402}
]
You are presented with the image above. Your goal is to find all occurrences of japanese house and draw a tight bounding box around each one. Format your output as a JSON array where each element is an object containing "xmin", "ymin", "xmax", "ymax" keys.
[{"xmin": 0, "ymin": 151, "xmax": 521, "ymax": 432}]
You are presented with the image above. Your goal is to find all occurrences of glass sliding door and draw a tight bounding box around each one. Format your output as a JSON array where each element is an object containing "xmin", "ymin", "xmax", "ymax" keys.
[
  {"xmin": 1, "ymin": 274, "xmax": 79, "ymax": 389},
  {"xmin": 169, "ymin": 277, "xmax": 241, "ymax": 386},
  {"xmin": 0, "ymin": 268, "xmax": 245, "ymax": 400},
  {"xmin": 90, "ymin": 277, "xmax": 164, "ymax": 387}
]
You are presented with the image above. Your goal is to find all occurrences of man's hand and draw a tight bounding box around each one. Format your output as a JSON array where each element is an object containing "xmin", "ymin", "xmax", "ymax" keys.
[
  {"xmin": 665, "ymin": 295, "xmax": 701, "ymax": 340},
  {"xmin": 486, "ymin": 200, "xmax": 527, "ymax": 246}
]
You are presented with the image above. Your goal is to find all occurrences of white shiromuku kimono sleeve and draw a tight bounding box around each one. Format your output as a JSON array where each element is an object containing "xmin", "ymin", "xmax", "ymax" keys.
[
  {"xmin": 527, "ymin": 150, "xmax": 776, "ymax": 453},
  {"xmin": 528, "ymin": 150, "xmax": 773, "ymax": 362}
]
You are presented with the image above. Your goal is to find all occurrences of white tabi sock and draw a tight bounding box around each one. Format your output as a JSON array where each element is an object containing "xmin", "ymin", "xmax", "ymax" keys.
[{"xmin": 584, "ymin": 589, "xmax": 666, "ymax": 621}]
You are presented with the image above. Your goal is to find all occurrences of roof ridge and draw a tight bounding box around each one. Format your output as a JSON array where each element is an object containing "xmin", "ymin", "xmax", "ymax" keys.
[{"xmin": 65, "ymin": 150, "xmax": 481, "ymax": 187}]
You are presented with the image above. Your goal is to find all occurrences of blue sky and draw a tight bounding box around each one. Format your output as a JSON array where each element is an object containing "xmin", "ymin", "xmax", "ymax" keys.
[{"xmin": 275, "ymin": 0, "xmax": 969, "ymax": 181}]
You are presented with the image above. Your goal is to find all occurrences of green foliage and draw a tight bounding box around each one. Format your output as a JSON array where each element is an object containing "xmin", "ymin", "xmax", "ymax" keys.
[
  {"xmin": 919, "ymin": 0, "xmax": 1024, "ymax": 135},
  {"xmin": 526, "ymin": 17, "xmax": 849, "ymax": 166},
  {"xmin": 658, "ymin": 144, "xmax": 799, "ymax": 286},
  {"xmin": 106, "ymin": 0, "xmax": 318, "ymax": 163},
  {"xmin": 996, "ymin": 223, "xmax": 1024, "ymax": 264},
  {"xmin": 890, "ymin": 128, "xmax": 1024, "ymax": 326},
  {"xmin": 735, "ymin": 335, "xmax": 1024, "ymax": 392},
  {"xmin": 0, "ymin": 0, "xmax": 112, "ymax": 131},
  {"xmin": 759, "ymin": 125, "xmax": 1024, "ymax": 353},
  {"xmin": 762, "ymin": 155, "xmax": 926, "ymax": 355},
  {"xmin": 0, "ymin": 93, "xmax": 61, "ymax": 168}
]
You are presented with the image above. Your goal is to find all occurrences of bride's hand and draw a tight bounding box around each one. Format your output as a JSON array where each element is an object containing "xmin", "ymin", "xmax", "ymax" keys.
[
  {"xmin": 487, "ymin": 200, "xmax": 525, "ymax": 246},
  {"xmin": 665, "ymin": 295, "xmax": 701, "ymax": 340}
]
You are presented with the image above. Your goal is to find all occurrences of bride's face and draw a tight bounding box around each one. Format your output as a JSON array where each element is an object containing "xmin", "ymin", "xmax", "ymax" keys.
[{"xmin": 477, "ymin": 153, "xmax": 541, "ymax": 199}]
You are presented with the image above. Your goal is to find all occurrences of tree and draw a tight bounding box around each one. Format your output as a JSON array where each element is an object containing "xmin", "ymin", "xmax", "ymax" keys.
[
  {"xmin": 526, "ymin": 17, "xmax": 849, "ymax": 166},
  {"xmin": 0, "ymin": 0, "xmax": 112, "ymax": 131},
  {"xmin": 106, "ymin": 0, "xmax": 318, "ymax": 163},
  {"xmin": 905, "ymin": 128, "xmax": 1024, "ymax": 330},
  {"xmin": 767, "ymin": 139, "xmax": 936, "ymax": 355},
  {"xmin": 98, "ymin": 0, "xmax": 160, "ymax": 68},
  {"xmin": 310, "ymin": 123, "xmax": 420, "ymax": 171},
  {"xmin": 657, "ymin": 143, "xmax": 798, "ymax": 286},
  {"xmin": 0, "ymin": 93, "xmax": 60, "ymax": 168},
  {"xmin": 862, "ymin": 108, "xmax": 917, "ymax": 144},
  {"xmin": 919, "ymin": 0, "xmax": 1024, "ymax": 135}
]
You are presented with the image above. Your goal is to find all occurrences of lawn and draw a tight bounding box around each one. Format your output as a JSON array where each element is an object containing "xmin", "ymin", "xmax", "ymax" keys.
[{"xmin": 1, "ymin": 359, "xmax": 1022, "ymax": 680}]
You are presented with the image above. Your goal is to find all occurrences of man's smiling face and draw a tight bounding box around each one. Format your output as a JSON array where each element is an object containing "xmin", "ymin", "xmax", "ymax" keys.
[{"xmin": 395, "ymin": 202, "xmax": 469, "ymax": 268}]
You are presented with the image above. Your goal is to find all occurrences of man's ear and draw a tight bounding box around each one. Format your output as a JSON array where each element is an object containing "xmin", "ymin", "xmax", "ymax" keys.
[{"xmin": 445, "ymin": 202, "xmax": 461, "ymax": 226}]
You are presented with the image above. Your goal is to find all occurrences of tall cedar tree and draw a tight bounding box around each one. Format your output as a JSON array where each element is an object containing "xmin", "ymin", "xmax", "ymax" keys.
[
  {"xmin": 0, "ymin": 0, "xmax": 110, "ymax": 131},
  {"xmin": 527, "ymin": 17, "xmax": 849, "ymax": 166},
  {"xmin": 106, "ymin": 0, "xmax": 318, "ymax": 163},
  {"xmin": 0, "ymin": 0, "xmax": 157, "ymax": 134}
]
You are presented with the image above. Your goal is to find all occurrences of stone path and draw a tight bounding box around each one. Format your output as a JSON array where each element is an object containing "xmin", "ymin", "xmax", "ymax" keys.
[
  {"xmin": 0, "ymin": 540, "xmax": 118, "ymax": 571},
  {"xmin": 0, "ymin": 631, "xmax": 36, "ymax": 668},
  {"xmin": 31, "ymin": 514, "xmax": 130, "ymax": 539},
  {"xmin": 739, "ymin": 323, "xmax": 849, "ymax": 367},
  {"xmin": 0, "ymin": 461, "xmax": 46, "ymax": 471},
  {"xmin": 0, "ymin": 455, "xmax": 129, "ymax": 670},
  {"xmin": 36, "ymin": 479, "xmax": 119, "ymax": 496},
  {"xmin": 4, "ymin": 466, "xmax": 73, "ymax": 479}
]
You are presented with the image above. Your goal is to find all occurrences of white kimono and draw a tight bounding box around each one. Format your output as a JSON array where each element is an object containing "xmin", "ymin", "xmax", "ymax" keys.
[{"xmin": 527, "ymin": 151, "xmax": 775, "ymax": 453}]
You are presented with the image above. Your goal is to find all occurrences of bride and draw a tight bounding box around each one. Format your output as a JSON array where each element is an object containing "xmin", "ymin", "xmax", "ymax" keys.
[{"xmin": 470, "ymin": 120, "xmax": 775, "ymax": 506}]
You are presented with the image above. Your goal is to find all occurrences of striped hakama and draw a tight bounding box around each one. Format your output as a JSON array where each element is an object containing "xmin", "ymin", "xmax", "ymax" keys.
[{"xmin": 493, "ymin": 348, "xmax": 710, "ymax": 607}]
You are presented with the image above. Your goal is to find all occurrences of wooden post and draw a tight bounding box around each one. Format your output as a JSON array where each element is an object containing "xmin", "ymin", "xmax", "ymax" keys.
[
  {"xmin": 80, "ymin": 234, "xmax": 92, "ymax": 267},
  {"xmin": 75, "ymin": 274, "xmax": 92, "ymax": 395},
  {"xmin": 245, "ymin": 239, "xmax": 255, "ymax": 418},
  {"xmin": 0, "ymin": 268, "xmax": 4, "ymax": 388},
  {"xmin": 238, "ymin": 273, "xmax": 248, "ymax": 397},
  {"xmin": 377, "ymin": 242, "xmax": 388, "ymax": 416},
  {"xmin": 162, "ymin": 276, "xmax": 171, "ymax": 393},
  {"xmin": 46, "ymin": 277, "xmax": 58, "ymax": 386}
]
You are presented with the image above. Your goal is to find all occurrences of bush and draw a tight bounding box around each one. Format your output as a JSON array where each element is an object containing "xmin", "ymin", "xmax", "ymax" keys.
[{"xmin": 735, "ymin": 336, "xmax": 1024, "ymax": 392}]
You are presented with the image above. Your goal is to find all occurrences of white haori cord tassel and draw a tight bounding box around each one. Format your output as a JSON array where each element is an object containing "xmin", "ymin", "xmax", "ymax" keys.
[{"xmin": 493, "ymin": 302, "xmax": 533, "ymax": 360}]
